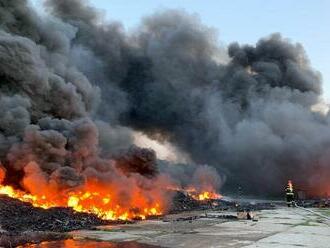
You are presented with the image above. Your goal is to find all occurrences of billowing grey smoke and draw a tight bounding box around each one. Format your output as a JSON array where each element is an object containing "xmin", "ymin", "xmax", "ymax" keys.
[
  {"xmin": 0, "ymin": 0, "xmax": 329, "ymax": 198},
  {"xmin": 0, "ymin": 0, "xmax": 221, "ymax": 213}
]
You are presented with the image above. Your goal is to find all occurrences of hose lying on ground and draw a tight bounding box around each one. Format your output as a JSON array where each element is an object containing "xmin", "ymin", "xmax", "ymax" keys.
[{"xmin": 293, "ymin": 202, "xmax": 330, "ymax": 222}]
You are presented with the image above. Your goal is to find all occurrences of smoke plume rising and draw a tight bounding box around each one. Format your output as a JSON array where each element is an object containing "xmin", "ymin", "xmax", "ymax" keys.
[{"xmin": 0, "ymin": 0, "xmax": 329, "ymax": 200}]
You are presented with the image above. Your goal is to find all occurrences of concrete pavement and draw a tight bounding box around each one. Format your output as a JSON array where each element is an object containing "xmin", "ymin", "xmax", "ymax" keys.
[{"xmin": 72, "ymin": 207, "xmax": 330, "ymax": 248}]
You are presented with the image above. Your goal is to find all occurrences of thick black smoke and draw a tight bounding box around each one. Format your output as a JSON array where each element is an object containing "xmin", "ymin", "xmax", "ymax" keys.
[
  {"xmin": 0, "ymin": 0, "xmax": 220, "ymax": 206},
  {"xmin": 114, "ymin": 146, "xmax": 158, "ymax": 178},
  {"xmin": 0, "ymin": 0, "xmax": 329, "ymax": 197}
]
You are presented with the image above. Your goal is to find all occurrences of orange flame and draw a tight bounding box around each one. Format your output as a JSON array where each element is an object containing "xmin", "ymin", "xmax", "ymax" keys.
[
  {"xmin": 166, "ymin": 186, "xmax": 222, "ymax": 201},
  {"xmin": 288, "ymin": 180, "xmax": 293, "ymax": 191},
  {"xmin": 185, "ymin": 187, "xmax": 222, "ymax": 201},
  {"xmin": 195, "ymin": 191, "xmax": 222, "ymax": 201},
  {"xmin": 0, "ymin": 180, "xmax": 163, "ymax": 220},
  {"xmin": 0, "ymin": 162, "xmax": 221, "ymax": 220}
]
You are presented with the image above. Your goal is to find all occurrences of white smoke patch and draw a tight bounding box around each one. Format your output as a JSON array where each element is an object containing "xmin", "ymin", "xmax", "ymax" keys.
[
  {"xmin": 311, "ymin": 100, "xmax": 330, "ymax": 115},
  {"xmin": 133, "ymin": 132, "xmax": 190, "ymax": 163}
]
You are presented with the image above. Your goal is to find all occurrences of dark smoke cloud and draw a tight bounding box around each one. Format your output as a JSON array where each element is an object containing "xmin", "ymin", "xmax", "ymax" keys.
[
  {"xmin": 115, "ymin": 145, "xmax": 158, "ymax": 178},
  {"xmin": 44, "ymin": 0, "xmax": 130, "ymax": 122},
  {"xmin": 0, "ymin": 0, "xmax": 329, "ymax": 198},
  {"xmin": 0, "ymin": 0, "xmax": 216, "ymax": 208}
]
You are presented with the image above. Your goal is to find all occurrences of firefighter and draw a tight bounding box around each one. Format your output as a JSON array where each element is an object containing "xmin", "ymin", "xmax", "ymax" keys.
[{"xmin": 285, "ymin": 180, "xmax": 295, "ymax": 207}]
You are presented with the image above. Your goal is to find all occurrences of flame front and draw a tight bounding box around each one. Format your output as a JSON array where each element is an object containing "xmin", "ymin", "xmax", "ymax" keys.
[
  {"xmin": 167, "ymin": 186, "xmax": 222, "ymax": 201},
  {"xmin": 195, "ymin": 191, "xmax": 222, "ymax": 201},
  {"xmin": 0, "ymin": 182, "xmax": 222, "ymax": 220},
  {"xmin": 0, "ymin": 182, "xmax": 162, "ymax": 220},
  {"xmin": 185, "ymin": 188, "xmax": 222, "ymax": 201},
  {"xmin": 0, "ymin": 163, "xmax": 222, "ymax": 220}
]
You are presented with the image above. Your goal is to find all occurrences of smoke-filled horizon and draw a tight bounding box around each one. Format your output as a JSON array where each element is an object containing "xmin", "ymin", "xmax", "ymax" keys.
[{"xmin": 0, "ymin": 0, "xmax": 329, "ymax": 199}]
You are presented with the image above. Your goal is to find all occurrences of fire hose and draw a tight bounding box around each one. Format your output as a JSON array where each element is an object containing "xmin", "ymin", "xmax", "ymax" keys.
[{"xmin": 293, "ymin": 201, "xmax": 330, "ymax": 222}]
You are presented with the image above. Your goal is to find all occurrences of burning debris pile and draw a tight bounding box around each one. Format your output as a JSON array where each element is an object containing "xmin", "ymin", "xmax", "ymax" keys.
[
  {"xmin": 0, "ymin": 163, "xmax": 222, "ymax": 221},
  {"xmin": 169, "ymin": 191, "xmax": 212, "ymax": 213},
  {"xmin": 0, "ymin": 188, "xmax": 226, "ymax": 248},
  {"xmin": 0, "ymin": 195, "xmax": 111, "ymax": 233},
  {"xmin": 0, "ymin": 180, "xmax": 163, "ymax": 221}
]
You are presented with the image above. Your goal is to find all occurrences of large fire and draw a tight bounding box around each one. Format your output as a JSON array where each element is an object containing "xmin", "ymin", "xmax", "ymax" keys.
[
  {"xmin": 0, "ymin": 163, "xmax": 222, "ymax": 220},
  {"xmin": 0, "ymin": 183, "xmax": 221, "ymax": 220},
  {"xmin": 0, "ymin": 181, "xmax": 162, "ymax": 221}
]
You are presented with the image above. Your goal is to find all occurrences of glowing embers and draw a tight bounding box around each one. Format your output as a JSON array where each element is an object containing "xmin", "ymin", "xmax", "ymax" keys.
[
  {"xmin": 184, "ymin": 187, "xmax": 222, "ymax": 201},
  {"xmin": 195, "ymin": 191, "xmax": 222, "ymax": 201},
  {"xmin": 167, "ymin": 186, "xmax": 222, "ymax": 201}
]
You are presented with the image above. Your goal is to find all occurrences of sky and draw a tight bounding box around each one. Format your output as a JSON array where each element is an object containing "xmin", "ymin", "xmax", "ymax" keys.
[{"xmin": 31, "ymin": 0, "xmax": 330, "ymax": 100}]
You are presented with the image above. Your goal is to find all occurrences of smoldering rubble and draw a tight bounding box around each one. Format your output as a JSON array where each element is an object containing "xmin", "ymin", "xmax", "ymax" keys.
[{"xmin": 0, "ymin": 0, "xmax": 329, "ymax": 201}]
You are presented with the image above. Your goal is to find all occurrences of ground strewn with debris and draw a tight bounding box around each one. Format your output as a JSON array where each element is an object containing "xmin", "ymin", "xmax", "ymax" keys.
[
  {"xmin": 71, "ymin": 207, "xmax": 330, "ymax": 248},
  {"xmin": 1, "ymin": 194, "xmax": 329, "ymax": 248},
  {"xmin": 0, "ymin": 195, "xmax": 119, "ymax": 233},
  {"xmin": 0, "ymin": 195, "xmax": 120, "ymax": 247}
]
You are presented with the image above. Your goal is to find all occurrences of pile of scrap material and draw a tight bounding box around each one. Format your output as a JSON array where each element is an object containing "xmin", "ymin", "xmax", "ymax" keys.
[
  {"xmin": 0, "ymin": 195, "xmax": 115, "ymax": 234},
  {"xmin": 0, "ymin": 194, "xmax": 137, "ymax": 247},
  {"xmin": 168, "ymin": 191, "xmax": 236, "ymax": 213},
  {"xmin": 168, "ymin": 191, "xmax": 204, "ymax": 213}
]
